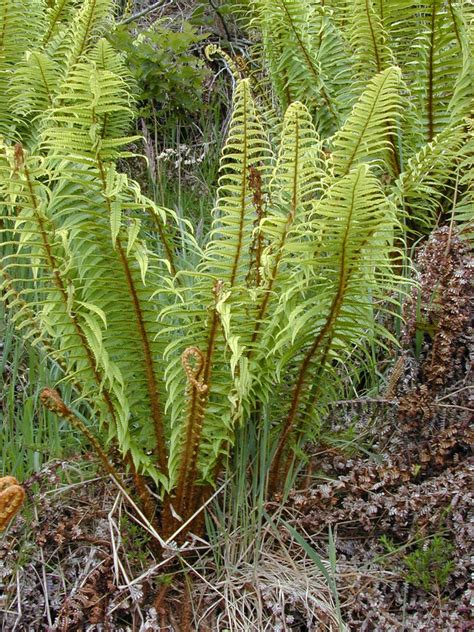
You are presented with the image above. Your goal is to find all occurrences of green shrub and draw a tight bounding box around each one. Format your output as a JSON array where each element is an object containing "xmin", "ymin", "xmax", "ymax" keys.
[{"xmin": 109, "ymin": 19, "xmax": 210, "ymax": 127}]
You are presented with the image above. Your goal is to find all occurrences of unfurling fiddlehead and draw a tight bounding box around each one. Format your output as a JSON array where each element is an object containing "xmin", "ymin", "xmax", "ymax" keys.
[
  {"xmin": 0, "ymin": 476, "xmax": 25, "ymax": 531},
  {"xmin": 173, "ymin": 347, "xmax": 209, "ymax": 526}
]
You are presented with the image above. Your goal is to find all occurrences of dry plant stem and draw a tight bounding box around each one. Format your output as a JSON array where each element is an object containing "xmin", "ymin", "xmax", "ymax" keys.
[{"xmin": 180, "ymin": 575, "xmax": 193, "ymax": 631}]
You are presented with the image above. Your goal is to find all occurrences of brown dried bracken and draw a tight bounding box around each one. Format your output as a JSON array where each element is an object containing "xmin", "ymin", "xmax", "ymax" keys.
[{"xmin": 0, "ymin": 476, "xmax": 25, "ymax": 531}]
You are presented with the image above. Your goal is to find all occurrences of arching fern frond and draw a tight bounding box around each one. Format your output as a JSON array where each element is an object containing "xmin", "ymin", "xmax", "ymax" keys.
[
  {"xmin": 268, "ymin": 163, "xmax": 398, "ymax": 489},
  {"xmin": 9, "ymin": 52, "xmax": 61, "ymax": 125},
  {"xmin": 347, "ymin": 0, "xmax": 393, "ymax": 83},
  {"xmin": 330, "ymin": 66, "xmax": 402, "ymax": 177},
  {"xmin": 60, "ymin": 0, "xmax": 113, "ymax": 74},
  {"xmin": 0, "ymin": 0, "xmax": 45, "ymax": 136},
  {"xmin": 250, "ymin": 0, "xmax": 352, "ymax": 136},
  {"xmin": 204, "ymin": 78, "xmax": 273, "ymax": 286},
  {"xmin": 42, "ymin": 60, "xmax": 137, "ymax": 163}
]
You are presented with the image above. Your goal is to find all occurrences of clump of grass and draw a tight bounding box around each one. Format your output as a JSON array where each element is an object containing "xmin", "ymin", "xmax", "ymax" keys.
[{"xmin": 1, "ymin": 306, "xmax": 83, "ymax": 479}]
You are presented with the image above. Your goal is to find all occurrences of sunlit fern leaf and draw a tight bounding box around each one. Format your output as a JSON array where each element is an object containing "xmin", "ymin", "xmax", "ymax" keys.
[
  {"xmin": 161, "ymin": 80, "xmax": 274, "ymax": 490},
  {"xmin": 347, "ymin": 0, "xmax": 394, "ymax": 83},
  {"xmin": 9, "ymin": 52, "xmax": 61, "ymax": 140},
  {"xmin": 42, "ymin": 61, "xmax": 138, "ymax": 163},
  {"xmin": 452, "ymin": 121, "xmax": 474, "ymax": 239},
  {"xmin": 382, "ymin": 1, "xmax": 465, "ymax": 146},
  {"xmin": 271, "ymin": 164, "xmax": 397, "ymax": 436},
  {"xmin": 43, "ymin": 0, "xmax": 83, "ymax": 48},
  {"xmin": 61, "ymin": 0, "xmax": 113, "ymax": 74},
  {"xmin": 250, "ymin": 0, "xmax": 352, "ymax": 137},
  {"xmin": 251, "ymin": 101, "xmax": 326, "ymax": 353},
  {"xmin": 391, "ymin": 124, "xmax": 467, "ymax": 231},
  {"xmin": 0, "ymin": 141, "xmax": 176, "ymax": 487},
  {"xmin": 89, "ymin": 37, "xmax": 134, "ymax": 88},
  {"xmin": 448, "ymin": 9, "xmax": 474, "ymax": 126},
  {"xmin": 330, "ymin": 66, "xmax": 402, "ymax": 177},
  {"xmin": 204, "ymin": 78, "xmax": 273, "ymax": 286},
  {"xmin": 0, "ymin": 0, "xmax": 46, "ymax": 136}
]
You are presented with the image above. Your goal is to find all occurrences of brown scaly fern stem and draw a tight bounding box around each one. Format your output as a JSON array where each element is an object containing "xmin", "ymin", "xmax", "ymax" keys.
[
  {"xmin": 170, "ymin": 347, "xmax": 209, "ymax": 534},
  {"xmin": 268, "ymin": 172, "xmax": 370, "ymax": 494},
  {"xmin": 246, "ymin": 166, "xmax": 266, "ymax": 288},
  {"xmin": 251, "ymin": 117, "xmax": 301, "ymax": 348},
  {"xmin": 39, "ymin": 388, "xmax": 159, "ymax": 526},
  {"xmin": 0, "ymin": 476, "xmax": 25, "ymax": 531}
]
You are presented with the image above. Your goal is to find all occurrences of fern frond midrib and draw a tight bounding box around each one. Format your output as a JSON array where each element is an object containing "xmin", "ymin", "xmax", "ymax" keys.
[
  {"xmin": 365, "ymin": 0, "xmax": 382, "ymax": 72},
  {"xmin": 15, "ymin": 156, "xmax": 119, "ymax": 429},
  {"xmin": 42, "ymin": 0, "xmax": 69, "ymax": 47},
  {"xmin": 95, "ymin": 156, "xmax": 168, "ymax": 475},
  {"xmin": 33, "ymin": 52, "xmax": 55, "ymax": 108},
  {"xmin": 251, "ymin": 115, "xmax": 301, "ymax": 347},
  {"xmin": 269, "ymin": 167, "xmax": 372, "ymax": 487},
  {"xmin": 75, "ymin": 0, "xmax": 99, "ymax": 66},
  {"xmin": 229, "ymin": 87, "xmax": 249, "ymax": 287},
  {"xmin": 427, "ymin": 1, "xmax": 436, "ymax": 142},
  {"xmin": 277, "ymin": 0, "xmax": 338, "ymax": 123},
  {"xmin": 341, "ymin": 67, "xmax": 393, "ymax": 176}
]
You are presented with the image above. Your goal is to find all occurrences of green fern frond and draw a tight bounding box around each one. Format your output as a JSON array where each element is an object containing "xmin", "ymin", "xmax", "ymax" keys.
[
  {"xmin": 0, "ymin": 0, "xmax": 46, "ymax": 136},
  {"xmin": 61, "ymin": 0, "xmax": 113, "ymax": 73},
  {"xmin": 392, "ymin": 124, "xmax": 467, "ymax": 231},
  {"xmin": 268, "ymin": 163, "xmax": 398, "ymax": 488},
  {"xmin": 348, "ymin": 0, "xmax": 394, "ymax": 82},
  {"xmin": 251, "ymin": 0, "xmax": 352, "ymax": 136},
  {"xmin": 9, "ymin": 52, "xmax": 61, "ymax": 121},
  {"xmin": 42, "ymin": 60, "xmax": 137, "ymax": 163},
  {"xmin": 386, "ymin": 1, "xmax": 465, "ymax": 144},
  {"xmin": 204, "ymin": 78, "xmax": 273, "ymax": 286},
  {"xmin": 330, "ymin": 66, "xmax": 402, "ymax": 177},
  {"xmin": 43, "ymin": 0, "xmax": 81, "ymax": 48}
]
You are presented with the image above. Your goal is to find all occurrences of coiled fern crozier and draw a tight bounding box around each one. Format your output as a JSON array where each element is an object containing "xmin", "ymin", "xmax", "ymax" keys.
[{"xmin": 1, "ymin": 0, "xmax": 471, "ymax": 541}]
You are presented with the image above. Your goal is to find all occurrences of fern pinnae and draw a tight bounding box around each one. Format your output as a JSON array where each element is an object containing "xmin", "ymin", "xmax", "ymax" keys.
[
  {"xmin": 42, "ymin": 0, "xmax": 71, "ymax": 47},
  {"xmin": 2, "ymin": 147, "xmax": 121, "ymax": 441},
  {"xmin": 277, "ymin": 0, "xmax": 339, "ymax": 127},
  {"xmin": 96, "ymin": 157, "xmax": 168, "ymax": 475},
  {"xmin": 427, "ymin": 0, "xmax": 437, "ymax": 142},
  {"xmin": 331, "ymin": 65, "xmax": 401, "ymax": 177},
  {"xmin": 269, "ymin": 164, "xmax": 395, "ymax": 491},
  {"xmin": 251, "ymin": 101, "xmax": 319, "ymax": 346}
]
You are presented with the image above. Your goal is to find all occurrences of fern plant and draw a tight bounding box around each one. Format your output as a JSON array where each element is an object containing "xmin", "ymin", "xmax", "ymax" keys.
[
  {"xmin": 243, "ymin": 0, "xmax": 473, "ymax": 234},
  {"xmin": 1, "ymin": 0, "xmax": 449, "ymax": 543}
]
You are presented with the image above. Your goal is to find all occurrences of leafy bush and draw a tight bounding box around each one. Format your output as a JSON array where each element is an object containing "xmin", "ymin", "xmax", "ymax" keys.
[{"xmin": 109, "ymin": 19, "xmax": 210, "ymax": 127}]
